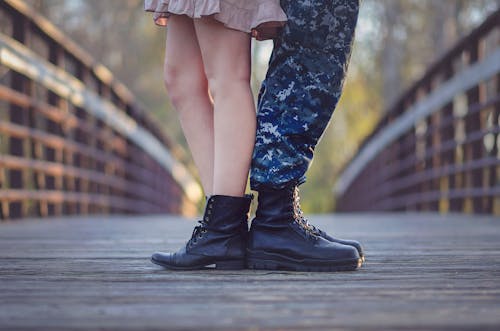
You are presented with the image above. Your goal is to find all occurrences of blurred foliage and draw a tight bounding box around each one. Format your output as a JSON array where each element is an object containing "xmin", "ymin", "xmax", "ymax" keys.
[{"xmin": 25, "ymin": 0, "xmax": 499, "ymax": 213}]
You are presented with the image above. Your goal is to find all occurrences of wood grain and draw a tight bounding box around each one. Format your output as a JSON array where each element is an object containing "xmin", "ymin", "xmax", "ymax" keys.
[{"xmin": 0, "ymin": 213, "xmax": 499, "ymax": 330}]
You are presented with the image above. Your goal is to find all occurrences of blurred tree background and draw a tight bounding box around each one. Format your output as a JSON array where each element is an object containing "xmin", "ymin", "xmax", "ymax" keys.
[{"xmin": 26, "ymin": 0, "xmax": 499, "ymax": 213}]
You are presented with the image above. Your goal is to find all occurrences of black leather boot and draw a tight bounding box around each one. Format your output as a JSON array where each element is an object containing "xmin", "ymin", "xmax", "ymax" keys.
[
  {"xmin": 292, "ymin": 186, "xmax": 365, "ymax": 261},
  {"xmin": 247, "ymin": 186, "xmax": 361, "ymax": 272},
  {"xmin": 151, "ymin": 194, "xmax": 253, "ymax": 270}
]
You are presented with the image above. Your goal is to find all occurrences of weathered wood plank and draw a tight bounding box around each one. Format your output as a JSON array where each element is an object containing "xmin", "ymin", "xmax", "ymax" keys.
[{"xmin": 0, "ymin": 213, "xmax": 499, "ymax": 330}]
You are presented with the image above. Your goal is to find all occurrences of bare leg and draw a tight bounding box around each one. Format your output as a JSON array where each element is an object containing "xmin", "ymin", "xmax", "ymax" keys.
[
  {"xmin": 194, "ymin": 18, "xmax": 256, "ymax": 197},
  {"xmin": 164, "ymin": 15, "xmax": 214, "ymax": 195}
]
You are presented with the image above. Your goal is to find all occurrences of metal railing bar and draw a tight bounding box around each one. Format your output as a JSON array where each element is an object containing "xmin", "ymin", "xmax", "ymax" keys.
[
  {"xmin": 0, "ymin": 85, "xmax": 127, "ymax": 155},
  {"xmin": 377, "ymin": 157, "xmax": 498, "ymax": 195},
  {"xmin": 375, "ymin": 187, "xmax": 500, "ymax": 210},
  {"xmin": 0, "ymin": 189, "xmax": 156, "ymax": 212},
  {"xmin": 0, "ymin": 155, "xmax": 165, "ymax": 202},
  {"xmin": 0, "ymin": 121, "xmax": 128, "ymax": 170},
  {"xmin": 379, "ymin": 126, "xmax": 500, "ymax": 181}
]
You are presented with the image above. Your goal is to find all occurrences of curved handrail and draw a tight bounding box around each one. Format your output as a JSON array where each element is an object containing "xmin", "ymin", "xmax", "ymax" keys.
[
  {"xmin": 0, "ymin": 0, "xmax": 202, "ymax": 218},
  {"xmin": 335, "ymin": 9, "xmax": 500, "ymax": 214}
]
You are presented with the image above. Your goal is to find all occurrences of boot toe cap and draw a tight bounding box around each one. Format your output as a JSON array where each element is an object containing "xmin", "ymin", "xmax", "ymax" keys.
[
  {"xmin": 340, "ymin": 239, "xmax": 364, "ymax": 258},
  {"xmin": 151, "ymin": 251, "xmax": 173, "ymax": 265},
  {"xmin": 319, "ymin": 232, "xmax": 364, "ymax": 259},
  {"xmin": 325, "ymin": 241, "xmax": 360, "ymax": 261}
]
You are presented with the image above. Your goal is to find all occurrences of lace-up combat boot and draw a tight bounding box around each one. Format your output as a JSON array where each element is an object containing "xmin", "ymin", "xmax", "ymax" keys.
[
  {"xmin": 151, "ymin": 194, "xmax": 253, "ymax": 270},
  {"xmin": 291, "ymin": 186, "xmax": 365, "ymax": 262},
  {"xmin": 247, "ymin": 186, "xmax": 361, "ymax": 271}
]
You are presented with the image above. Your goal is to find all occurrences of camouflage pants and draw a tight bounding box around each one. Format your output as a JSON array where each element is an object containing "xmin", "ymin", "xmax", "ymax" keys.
[{"xmin": 250, "ymin": 0, "xmax": 360, "ymax": 190}]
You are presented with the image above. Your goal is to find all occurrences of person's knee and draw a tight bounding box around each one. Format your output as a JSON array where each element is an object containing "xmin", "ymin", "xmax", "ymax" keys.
[
  {"xmin": 206, "ymin": 70, "xmax": 250, "ymax": 103},
  {"xmin": 163, "ymin": 62, "xmax": 208, "ymax": 109}
]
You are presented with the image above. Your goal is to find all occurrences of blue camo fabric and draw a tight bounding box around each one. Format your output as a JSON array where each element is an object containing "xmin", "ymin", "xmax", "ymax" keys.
[{"xmin": 250, "ymin": 0, "xmax": 360, "ymax": 190}]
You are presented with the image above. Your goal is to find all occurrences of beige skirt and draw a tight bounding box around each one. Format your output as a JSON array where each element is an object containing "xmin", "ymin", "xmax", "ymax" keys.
[{"xmin": 144, "ymin": 0, "xmax": 287, "ymax": 35}]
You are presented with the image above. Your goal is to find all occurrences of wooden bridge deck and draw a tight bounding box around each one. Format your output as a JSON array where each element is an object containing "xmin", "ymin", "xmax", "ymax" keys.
[{"xmin": 0, "ymin": 213, "xmax": 499, "ymax": 330}]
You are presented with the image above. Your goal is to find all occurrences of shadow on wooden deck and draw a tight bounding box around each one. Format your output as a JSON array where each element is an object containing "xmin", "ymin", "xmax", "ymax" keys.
[{"xmin": 1, "ymin": 213, "xmax": 499, "ymax": 330}]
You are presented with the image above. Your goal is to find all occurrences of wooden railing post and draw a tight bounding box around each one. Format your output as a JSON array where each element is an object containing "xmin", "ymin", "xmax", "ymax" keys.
[
  {"xmin": 489, "ymin": 73, "xmax": 500, "ymax": 214},
  {"xmin": 441, "ymin": 63, "xmax": 458, "ymax": 213},
  {"xmin": 464, "ymin": 42, "xmax": 482, "ymax": 213},
  {"xmin": 8, "ymin": 10, "xmax": 26, "ymax": 218}
]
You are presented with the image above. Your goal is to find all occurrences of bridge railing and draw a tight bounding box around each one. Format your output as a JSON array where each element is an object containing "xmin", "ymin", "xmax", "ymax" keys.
[
  {"xmin": 0, "ymin": 0, "xmax": 201, "ymax": 219},
  {"xmin": 335, "ymin": 9, "xmax": 500, "ymax": 214}
]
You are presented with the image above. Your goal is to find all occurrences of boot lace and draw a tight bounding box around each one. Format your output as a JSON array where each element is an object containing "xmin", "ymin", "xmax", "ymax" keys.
[
  {"xmin": 188, "ymin": 198, "xmax": 214, "ymax": 247},
  {"xmin": 188, "ymin": 219, "xmax": 208, "ymax": 247},
  {"xmin": 188, "ymin": 198, "xmax": 216, "ymax": 247},
  {"xmin": 292, "ymin": 187, "xmax": 318, "ymax": 239}
]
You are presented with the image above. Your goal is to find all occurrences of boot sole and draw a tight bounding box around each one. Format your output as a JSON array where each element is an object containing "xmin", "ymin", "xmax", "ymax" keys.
[
  {"xmin": 151, "ymin": 258, "xmax": 245, "ymax": 270},
  {"xmin": 247, "ymin": 250, "xmax": 361, "ymax": 272}
]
